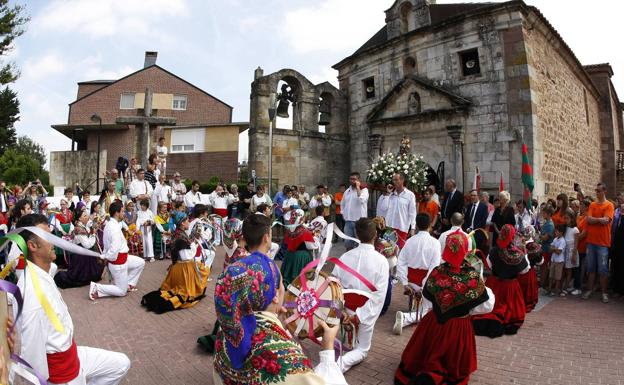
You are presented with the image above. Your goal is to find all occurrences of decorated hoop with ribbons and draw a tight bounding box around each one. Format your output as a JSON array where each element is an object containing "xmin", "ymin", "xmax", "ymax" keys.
[{"xmin": 282, "ymin": 223, "xmax": 378, "ymax": 344}]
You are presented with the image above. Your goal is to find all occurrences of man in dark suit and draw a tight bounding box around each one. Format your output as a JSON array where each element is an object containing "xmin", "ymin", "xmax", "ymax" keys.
[
  {"xmin": 440, "ymin": 179, "xmax": 464, "ymax": 232},
  {"xmin": 464, "ymin": 189, "xmax": 489, "ymax": 254}
]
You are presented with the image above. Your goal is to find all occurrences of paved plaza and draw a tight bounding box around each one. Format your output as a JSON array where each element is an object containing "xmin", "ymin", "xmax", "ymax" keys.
[{"xmin": 61, "ymin": 248, "xmax": 624, "ymax": 385}]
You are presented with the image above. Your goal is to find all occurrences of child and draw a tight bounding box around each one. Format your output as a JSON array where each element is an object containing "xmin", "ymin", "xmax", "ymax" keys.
[
  {"xmin": 539, "ymin": 205, "xmax": 555, "ymax": 290},
  {"xmin": 562, "ymin": 209, "xmax": 580, "ymax": 295},
  {"xmin": 136, "ymin": 198, "xmax": 156, "ymax": 262},
  {"xmin": 256, "ymin": 203, "xmax": 271, "ymax": 217},
  {"xmin": 309, "ymin": 205, "xmax": 328, "ymax": 245},
  {"xmin": 548, "ymin": 224, "xmax": 567, "ymax": 296}
]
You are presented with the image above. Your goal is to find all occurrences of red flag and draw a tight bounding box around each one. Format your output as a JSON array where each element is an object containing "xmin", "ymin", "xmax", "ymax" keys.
[{"xmin": 499, "ymin": 172, "xmax": 504, "ymax": 192}]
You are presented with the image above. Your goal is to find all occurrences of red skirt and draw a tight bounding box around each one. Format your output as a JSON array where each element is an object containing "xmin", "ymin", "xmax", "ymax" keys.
[
  {"xmin": 516, "ymin": 268, "xmax": 538, "ymax": 313},
  {"xmin": 472, "ymin": 276, "xmax": 526, "ymax": 338},
  {"xmin": 395, "ymin": 312, "xmax": 476, "ymax": 385}
]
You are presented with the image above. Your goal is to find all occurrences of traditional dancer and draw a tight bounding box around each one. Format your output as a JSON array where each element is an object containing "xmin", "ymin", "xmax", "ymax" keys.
[
  {"xmin": 14, "ymin": 214, "xmax": 131, "ymax": 384},
  {"xmin": 212, "ymin": 213, "xmax": 347, "ymax": 385},
  {"xmin": 280, "ymin": 209, "xmax": 319, "ymax": 287},
  {"xmin": 472, "ymin": 224, "xmax": 529, "ymax": 337},
  {"xmin": 153, "ymin": 201, "xmax": 172, "ymax": 260},
  {"xmin": 372, "ymin": 216, "xmax": 400, "ymax": 316},
  {"xmin": 89, "ymin": 201, "xmax": 146, "ymax": 300},
  {"xmin": 333, "ymin": 218, "xmax": 388, "ymax": 373},
  {"xmin": 394, "ymin": 230, "xmax": 494, "ymax": 385},
  {"xmin": 393, "ymin": 213, "xmax": 441, "ymax": 335},
  {"xmin": 54, "ymin": 208, "xmax": 106, "ymax": 289},
  {"xmin": 222, "ymin": 217, "xmax": 249, "ymax": 268},
  {"xmin": 517, "ymin": 234, "xmax": 542, "ymax": 312}
]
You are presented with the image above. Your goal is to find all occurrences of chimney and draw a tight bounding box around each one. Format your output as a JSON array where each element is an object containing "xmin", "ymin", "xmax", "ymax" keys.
[{"xmin": 144, "ymin": 51, "xmax": 158, "ymax": 68}]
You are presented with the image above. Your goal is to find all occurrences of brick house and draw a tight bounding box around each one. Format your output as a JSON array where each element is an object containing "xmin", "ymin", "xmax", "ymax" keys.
[{"xmin": 51, "ymin": 51, "xmax": 246, "ymax": 191}]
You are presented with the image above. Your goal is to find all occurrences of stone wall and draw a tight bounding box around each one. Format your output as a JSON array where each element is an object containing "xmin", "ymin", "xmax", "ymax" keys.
[
  {"xmin": 167, "ymin": 151, "xmax": 238, "ymax": 183},
  {"xmin": 523, "ymin": 15, "xmax": 602, "ymax": 199},
  {"xmin": 49, "ymin": 150, "xmax": 107, "ymax": 194}
]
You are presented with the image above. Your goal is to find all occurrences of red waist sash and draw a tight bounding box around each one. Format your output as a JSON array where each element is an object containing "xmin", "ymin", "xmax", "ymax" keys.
[
  {"xmin": 407, "ymin": 268, "xmax": 428, "ymax": 287},
  {"xmin": 47, "ymin": 340, "xmax": 80, "ymax": 383},
  {"xmin": 214, "ymin": 208, "xmax": 228, "ymax": 217},
  {"xmin": 344, "ymin": 292, "xmax": 369, "ymax": 312},
  {"xmin": 109, "ymin": 252, "xmax": 128, "ymax": 265}
]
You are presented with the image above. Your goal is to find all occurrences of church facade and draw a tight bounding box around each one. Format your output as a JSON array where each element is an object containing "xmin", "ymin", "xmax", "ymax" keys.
[{"xmin": 248, "ymin": 0, "xmax": 623, "ymax": 199}]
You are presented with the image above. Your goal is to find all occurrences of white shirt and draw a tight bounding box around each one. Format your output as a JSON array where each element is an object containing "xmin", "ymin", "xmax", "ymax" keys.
[
  {"xmin": 136, "ymin": 209, "xmax": 156, "ymax": 231},
  {"xmin": 103, "ymin": 218, "xmax": 129, "ymax": 261},
  {"xmin": 281, "ymin": 197, "xmax": 299, "ymax": 209},
  {"xmin": 396, "ymin": 231, "xmax": 441, "ymax": 288},
  {"xmin": 129, "ymin": 178, "xmax": 153, "ymax": 199},
  {"xmin": 73, "ymin": 224, "xmax": 97, "ymax": 249},
  {"xmin": 156, "ymin": 145, "xmax": 168, "ymax": 158},
  {"xmin": 154, "ymin": 183, "xmax": 172, "ymax": 203},
  {"xmin": 171, "ymin": 181, "xmax": 187, "ymax": 202},
  {"xmin": 16, "ymin": 263, "xmax": 75, "ymax": 380},
  {"xmin": 385, "ymin": 188, "xmax": 417, "ymax": 233},
  {"xmin": 331, "ymin": 243, "xmax": 388, "ymax": 325},
  {"xmin": 309, "ymin": 194, "xmax": 332, "ymax": 209},
  {"xmin": 0, "ymin": 191, "xmax": 7, "ymax": 212},
  {"xmin": 551, "ymin": 237, "xmax": 567, "ymax": 263},
  {"xmin": 376, "ymin": 194, "xmax": 390, "ymax": 218},
  {"xmin": 251, "ymin": 194, "xmax": 271, "ymax": 209},
  {"xmin": 184, "ymin": 190, "xmax": 203, "ymax": 209},
  {"xmin": 439, "ymin": 226, "xmax": 473, "ymax": 251},
  {"xmin": 341, "ymin": 186, "xmax": 369, "ymax": 222},
  {"xmin": 210, "ymin": 192, "xmax": 235, "ymax": 209}
]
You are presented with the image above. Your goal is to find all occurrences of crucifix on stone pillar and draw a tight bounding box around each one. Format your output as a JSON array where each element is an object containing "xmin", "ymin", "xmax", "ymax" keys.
[{"xmin": 116, "ymin": 88, "xmax": 176, "ymax": 167}]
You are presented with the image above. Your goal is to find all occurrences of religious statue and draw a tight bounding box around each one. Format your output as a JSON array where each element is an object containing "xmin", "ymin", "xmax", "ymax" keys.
[
  {"xmin": 399, "ymin": 135, "xmax": 411, "ymax": 155},
  {"xmin": 408, "ymin": 92, "xmax": 421, "ymax": 114}
]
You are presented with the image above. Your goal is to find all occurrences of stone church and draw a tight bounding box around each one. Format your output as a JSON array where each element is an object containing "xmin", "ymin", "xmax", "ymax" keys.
[{"xmin": 248, "ymin": 0, "xmax": 623, "ymax": 199}]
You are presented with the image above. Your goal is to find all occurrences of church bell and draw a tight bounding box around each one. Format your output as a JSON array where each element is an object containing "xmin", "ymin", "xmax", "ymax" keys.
[
  {"xmin": 276, "ymin": 99, "xmax": 290, "ymax": 118},
  {"xmin": 318, "ymin": 111, "xmax": 331, "ymax": 126}
]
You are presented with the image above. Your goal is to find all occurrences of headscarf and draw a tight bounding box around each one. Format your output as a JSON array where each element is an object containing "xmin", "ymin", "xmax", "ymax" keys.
[
  {"xmin": 214, "ymin": 251, "xmax": 281, "ymax": 370},
  {"xmin": 172, "ymin": 211, "xmax": 188, "ymax": 227},
  {"xmin": 222, "ymin": 217, "xmax": 243, "ymax": 248},
  {"xmin": 441, "ymin": 229, "xmax": 469, "ymax": 272},
  {"xmin": 283, "ymin": 209, "xmax": 305, "ymax": 232},
  {"xmin": 497, "ymin": 224, "xmax": 515, "ymax": 249}
]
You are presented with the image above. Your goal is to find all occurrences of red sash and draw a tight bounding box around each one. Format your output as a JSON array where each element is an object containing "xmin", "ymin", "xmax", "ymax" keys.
[
  {"xmin": 109, "ymin": 252, "xmax": 128, "ymax": 265},
  {"xmin": 47, "ymin": 340, "xmax": 80, "ymax": 383},
  {"xmin": 214, "ymin": 208, "xmax": 228, "ymax": 217},
  {"xmin": 344, "ymin": 293, "xmax": 369, "ymax": 312},
  {"xmin": 195, "ymin": 245, "xmax": 202, "ymax": 257},
  {"xmin": 407, "ymin": 268, "xmax": 428, "ymax": 287}
]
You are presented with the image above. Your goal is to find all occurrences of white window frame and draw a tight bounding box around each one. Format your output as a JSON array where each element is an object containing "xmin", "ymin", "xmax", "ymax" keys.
[
  {"xmin": 170, "ymin": 128, "xmax": 204, "ymax": 153},
  {"xmin": 172, "ymin": 95, "xmax": 188, "ymax": 110},
  {"xmin": 120, "ymin": 93, "xmax": 136, "ymax": 109}
]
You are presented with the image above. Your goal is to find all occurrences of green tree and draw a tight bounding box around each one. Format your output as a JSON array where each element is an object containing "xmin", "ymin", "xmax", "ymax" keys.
[
  {"xmin": 0, "ymin": 0, "xmax": 29, "ymax": 85},
  {"xmin": 0, "ymin": 86, "xmax": 18, "ymax": 155},
  {"xmin": 0, "ymin": 148, "xmax": 40, "ymax": 185},
  {"xmin": 15, "ymin": 135, "xmax": 46, "ymax": 170}
]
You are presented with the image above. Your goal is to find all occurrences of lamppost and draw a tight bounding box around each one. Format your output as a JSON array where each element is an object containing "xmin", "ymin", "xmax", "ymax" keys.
[
  {"xmin": 91, "ymin": 114, "xmax": 102, "ymax": 192},
  {"xmin": 267, "ymin": 93, "xmax": 277, "ymax": 197}
]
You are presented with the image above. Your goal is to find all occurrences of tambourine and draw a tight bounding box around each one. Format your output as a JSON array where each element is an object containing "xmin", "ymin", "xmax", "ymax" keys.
[{"xmin": 283, "ymin": 271, "xmax": 344, "ymax": 340}]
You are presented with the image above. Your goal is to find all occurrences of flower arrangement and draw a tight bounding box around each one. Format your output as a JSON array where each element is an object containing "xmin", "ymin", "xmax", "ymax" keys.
[{"xmin": 366, "ymin": 152, "xmax": 429, "ymax": 192}]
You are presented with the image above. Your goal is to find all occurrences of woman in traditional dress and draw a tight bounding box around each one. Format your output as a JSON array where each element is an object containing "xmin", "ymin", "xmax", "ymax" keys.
[
  {"xmin": 141, "ymin": 211, "xmax": 210, "ymax": 313},
  {"xmin": 50, "ymin": 199, "xmax": 74, "ymax": 268},
  {"xmin": 222, "ymin": 217, "xmax": 249, "ymax": 269},
  {"xmin": 517, "ymin": 237, "xmax": 542, "ymax": 312},
  {"xmin": 54, "ymin": 208, "xmax": 106, "ymax": 289},
  {"xmin": 394, "ymin": 230, "xmax": 494, "ymax": 385},
  {"xmin": 213, "ymin": 213, "xmax": 347, "ymax": 385},
  {"xmin": 153, "ymin": 201, "xmax": 172, "ymax": 260},
  {"xmin": 472, "ymin": 224, "xmax": 529, "ymax": 337},
  {"xmin": 280, "ymin": 209, "xmax": 319, "ymax": 287}
]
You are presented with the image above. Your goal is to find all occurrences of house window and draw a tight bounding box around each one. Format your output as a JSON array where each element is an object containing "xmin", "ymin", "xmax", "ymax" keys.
[
  {"xmin": 170, "ymin": 128, "xmax": 205, "ymax": 153},
  {"xmin": 172, "ymin": 95, "xmax": 187, "ymax": 110},
  {"xmin": 120, "ymin": 93, "xmax": 135, "ymax": 109},
  {"xmin": 459, "ymin": 49, "xmax": 480, "ymax": 76},
  {"xmin": 363, "ymin": 77, "xmax": 375, "ymax": 100}
]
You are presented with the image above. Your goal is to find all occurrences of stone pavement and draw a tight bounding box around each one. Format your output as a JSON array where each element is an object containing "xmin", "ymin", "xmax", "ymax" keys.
[{"xmin": 60, "ymin": 248, "xmax": 624, "ymax": 385}]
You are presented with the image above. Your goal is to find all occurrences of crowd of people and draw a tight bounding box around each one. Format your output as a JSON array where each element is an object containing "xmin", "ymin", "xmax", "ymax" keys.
[{"xmin": 0, "ymin": 156, "xmax": 623, "ymax": 384}]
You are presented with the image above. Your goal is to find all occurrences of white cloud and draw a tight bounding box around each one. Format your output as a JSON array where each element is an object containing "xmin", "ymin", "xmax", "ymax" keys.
[
  {"xmin": 22, "ymin": 53, "xmax": 66, "ymax": 80},
  {"xmin": 33, "ymin": 0, "xmax": 190, "ymax": 38},
  {"xmin": 284, "ymin": 0, "xmax": 385, "ymax": 54},
  {"xmin": 308, "ymin": 67, "xmax": 339, "ymax": 87}
]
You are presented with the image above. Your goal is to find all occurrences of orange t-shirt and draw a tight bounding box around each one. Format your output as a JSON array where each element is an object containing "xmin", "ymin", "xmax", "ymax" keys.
[
  {"xmin": 576, "ymin": 215, "xmax": 588, "ymax": 253},
  {"xmin": 586, "ymin": 201, "xmax": 615, "ymax": 247},
  {"xmin": 418, "ymin": 200, "xmax": 439, "ymax": 223},
  {"xmin": 551, "ymin": 210, "xmax": 567, "ymax": 226},
  {"xmin": 335, "ymin": 192, "xmax": 344, "ymax": 215}
]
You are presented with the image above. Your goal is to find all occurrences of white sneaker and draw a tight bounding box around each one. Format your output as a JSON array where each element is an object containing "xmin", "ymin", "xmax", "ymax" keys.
[
  {"xmin": 602, "ymin": 293, "xmax": 609, "ymax": 303},
  {"xmin": 149, "ymin": 258, "xmax": 155, "ymax": 263},
  {"xmin": 570, "ymin": 289, "xmax": 581, "ymax": 296},
  {"xmin": 393, "ymin": 311, "xmax": 403, "ymax": 335}
]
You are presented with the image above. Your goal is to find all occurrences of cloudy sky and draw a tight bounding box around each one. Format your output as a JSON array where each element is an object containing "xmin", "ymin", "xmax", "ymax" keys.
[{"xmin": 6, "ymin": 0, "xmax": 623, "ymax": 166}]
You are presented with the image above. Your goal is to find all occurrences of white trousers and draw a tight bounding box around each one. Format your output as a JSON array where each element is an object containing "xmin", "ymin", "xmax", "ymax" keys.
[
  {"xmin": 400, "ymin": 298, "xmax": 433, "ymax": 328},
  {"xmin": 339, "ymin": 321, "xmax": 375, "ymax": 373},
  {"xmin": 142, "ymin": 228, "xmax": 154, "ymax": 259},
  {"xmin": 94, "ymin": 256, "xmax": 145, "ymax": 297},
  {"xmin": 51, "ymin": 346, "xmax": 131, "ymax": 385}
]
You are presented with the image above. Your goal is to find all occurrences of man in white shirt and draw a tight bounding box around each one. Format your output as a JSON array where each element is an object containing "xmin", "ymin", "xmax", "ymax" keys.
[
  {"xmin": 128, "ymin": 169, "xmax": 153, "ymax": 202},
  {"xmin": 309, "ymin": 185, "xmax": 333, "ymax": 222},
  {"xmin": 341, "ymin": 172, "xmax": 369, "ymax": 250},
  {"xmin": 171, "ymin": 172, "xmax": 187, "ymax": 203},
  {"xmin": 332, "ymin": 218, "xmax": 388, "ymax": 373},
  {"xmin": 393, "ymin": 213, "xmax": 441, "ymax": 335},
  {"xmin": 90, "ymin": 201, "xmax": 146, "ymax": 299},
  {"xmin": 385, "ymin": 173, "xmax": 417, "ymax": 248},
  {"xmin": 439, "ymin": 212, "xmax": 473, "ymax": 251},
  {"xmin": 151, "ymin": 174, "xmax": 172, "ymax": 212},
  {"xmin": 184, "ymin": 180, "xmax": 203, "ymax": 212},
  {"xmin": 15, "ymin": 214, "xmax": 130, "ymax": 384}
]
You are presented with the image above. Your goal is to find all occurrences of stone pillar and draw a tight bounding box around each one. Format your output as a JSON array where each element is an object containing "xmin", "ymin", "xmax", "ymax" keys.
[{"xmin": 446, "ymin": 125, "xmax": 464, "ymax": 190}]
